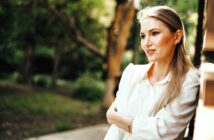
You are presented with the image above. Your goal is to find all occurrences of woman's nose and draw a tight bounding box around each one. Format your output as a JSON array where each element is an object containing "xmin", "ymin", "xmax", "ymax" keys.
[{"xmin": 142, "ymin": 36, "xmax": 152, "ymax": 47}]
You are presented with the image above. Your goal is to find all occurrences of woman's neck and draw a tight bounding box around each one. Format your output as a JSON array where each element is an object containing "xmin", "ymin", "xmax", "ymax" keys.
[{"xmin": 148, "ymin": 62, "xmax": 171, "ymax": 85}]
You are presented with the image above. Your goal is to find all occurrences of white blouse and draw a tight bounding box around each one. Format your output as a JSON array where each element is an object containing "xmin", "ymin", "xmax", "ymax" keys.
[{"xmin": 104, "ymin": 63, "xmax": 200, "ymax": 140}]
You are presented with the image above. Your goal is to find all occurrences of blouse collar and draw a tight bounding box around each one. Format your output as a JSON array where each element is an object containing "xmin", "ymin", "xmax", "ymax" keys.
[{"xmin": 142, "ymin": 63, "xmax": 172, "ymax": 85}]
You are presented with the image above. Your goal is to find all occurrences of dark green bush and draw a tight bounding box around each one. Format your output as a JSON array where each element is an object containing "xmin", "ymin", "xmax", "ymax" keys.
[
  {"xmin": 72, "ymin": 72, "xmax": 104, "ymax": 102},
  {"xmin": 33, "ymin": 75, "xmax": 50, "ymax": 88}
]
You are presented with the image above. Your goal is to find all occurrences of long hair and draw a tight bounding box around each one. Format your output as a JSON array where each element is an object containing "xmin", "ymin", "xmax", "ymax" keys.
[{"xmin": 137, "ymin": 6, "xmax": 194, "ymax": 116}]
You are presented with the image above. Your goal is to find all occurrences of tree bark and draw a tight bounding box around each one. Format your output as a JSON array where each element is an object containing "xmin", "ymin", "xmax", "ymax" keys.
[
  {"xmin": 193, "ymin": 0, "xmax": 205, "ymax": 67},
  {"xmin": 23, "ymin": 33, "xmax": 35, "ymax": 87},
  {"xmin": 103, "ymin": 0, "xmax": 136, "ymax": 108},
  {"xmin": 51, "ymin": 43, "xmax": 62, "ymax": 89}
]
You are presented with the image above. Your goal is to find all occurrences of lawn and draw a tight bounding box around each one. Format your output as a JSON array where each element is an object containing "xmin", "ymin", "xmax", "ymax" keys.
[{"xmin": 0, "ymin": 82, "xmax": 106, "ymax": 140}]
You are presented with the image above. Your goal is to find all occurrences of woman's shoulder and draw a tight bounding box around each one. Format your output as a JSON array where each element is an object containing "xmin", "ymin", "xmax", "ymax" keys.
[
  {"xmin": 123, "ymin": 63, "xmax": 151, "ymax": 74},
  {"xmin": 184, "ymin": 68, "xmax": 200, "ymax": 86},
  {"xmin": 120, "ymin": 63, "xmax": 151, "ymax": 84}
]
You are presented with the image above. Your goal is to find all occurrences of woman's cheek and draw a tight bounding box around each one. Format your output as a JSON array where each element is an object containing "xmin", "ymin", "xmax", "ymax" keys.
[{"xmin": 140, "ymin": 45, "xmax": 145, "ymax": 52}]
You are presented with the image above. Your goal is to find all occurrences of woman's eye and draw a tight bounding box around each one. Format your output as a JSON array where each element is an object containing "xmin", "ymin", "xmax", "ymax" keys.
[
  {"xmin": 140, "ymin": 34, "xmax": 145, "ymax": 39},
  {"xmin": 152, "ymin": 31, "xmax": 159, "ymax": 36}
]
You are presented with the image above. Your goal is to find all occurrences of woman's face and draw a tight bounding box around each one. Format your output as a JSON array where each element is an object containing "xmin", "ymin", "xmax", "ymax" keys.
[{"xmin": 140, "ymin": 17, "xmax": 177, "ymax": 63}]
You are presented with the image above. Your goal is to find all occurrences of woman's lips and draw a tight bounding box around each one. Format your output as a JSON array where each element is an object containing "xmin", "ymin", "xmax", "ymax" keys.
[{"xmin": 147, "ymin": 49, "xmax": 155, "ymax": 55}]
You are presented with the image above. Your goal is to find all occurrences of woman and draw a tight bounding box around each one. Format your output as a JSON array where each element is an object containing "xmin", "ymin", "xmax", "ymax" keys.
[{"xmin": 104, "ymin": 5, "xmax": 200, "ymax": 140}]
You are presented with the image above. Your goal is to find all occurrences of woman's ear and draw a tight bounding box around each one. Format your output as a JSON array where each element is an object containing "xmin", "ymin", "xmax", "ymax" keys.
[{"xmin": 174, "ymin": 30, "xmax": 183, "ymax": 45}]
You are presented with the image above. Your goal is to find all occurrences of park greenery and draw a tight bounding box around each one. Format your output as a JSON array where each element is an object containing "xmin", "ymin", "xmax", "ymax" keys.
[{"xmin": 0, "ymin": 0, "xmax": 200, "ymax": 139}]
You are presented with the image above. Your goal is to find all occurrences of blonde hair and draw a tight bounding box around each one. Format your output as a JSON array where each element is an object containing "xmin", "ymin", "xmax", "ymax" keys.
[{"xmin": 137, "ymin": 6, "xmax": 194, "ymax": 116}]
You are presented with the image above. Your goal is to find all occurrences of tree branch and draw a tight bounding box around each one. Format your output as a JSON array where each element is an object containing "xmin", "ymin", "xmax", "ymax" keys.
[{"xmin": 36, "ymin": 0, "xmax": 105, "ymax": 60}]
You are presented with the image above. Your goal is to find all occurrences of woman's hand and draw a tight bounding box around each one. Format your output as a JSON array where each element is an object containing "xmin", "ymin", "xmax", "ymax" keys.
[{"xmin": 106, "ymin": 102, "xmax": 117, "ymax": 124}]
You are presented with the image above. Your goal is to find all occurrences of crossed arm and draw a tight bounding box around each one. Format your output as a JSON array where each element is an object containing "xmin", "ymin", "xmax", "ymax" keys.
[{"xmin": 106, "ymin": 101, "xmax": 133, "ymax": 133}]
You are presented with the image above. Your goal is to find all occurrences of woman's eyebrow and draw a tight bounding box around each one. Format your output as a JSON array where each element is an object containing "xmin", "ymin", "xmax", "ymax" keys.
[{"xmin": 140, "ymin": 28, "xmax": 159, "ymax": 35}]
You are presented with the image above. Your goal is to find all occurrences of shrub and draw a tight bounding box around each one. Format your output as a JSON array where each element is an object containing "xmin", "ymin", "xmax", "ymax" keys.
[
  {"xmin": 72, "ymin": 72, "xmax": 104, "ymax": 102},
  {"xmin": 33, "ymin": 75, "xmax": 51, "ymax": 88}
]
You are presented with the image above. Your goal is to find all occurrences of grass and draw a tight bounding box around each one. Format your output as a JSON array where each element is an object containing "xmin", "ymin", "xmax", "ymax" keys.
[
  {"xmin": 0, "ymin": 76, "xmax": 103, "ymax": 116},
  {"xmin": 55, "ymin": 121, "xmax": 71, "ymax": 132},
  {"xmin": 0, "ymin": 91, "xmax": 101, "ymax": 116},
  {"xmin": 0, "ymin": 77, "xmax": 106, "ymax": 139},
  {"xmin": 0, "ymin": 86, "xmax": 106, "ymax": 138}
]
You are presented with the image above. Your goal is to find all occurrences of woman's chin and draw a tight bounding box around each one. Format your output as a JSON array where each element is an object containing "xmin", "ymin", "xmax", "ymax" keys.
[{"xmin": 147, "ymin": 57, "xmax": 156, "ymax": 63}]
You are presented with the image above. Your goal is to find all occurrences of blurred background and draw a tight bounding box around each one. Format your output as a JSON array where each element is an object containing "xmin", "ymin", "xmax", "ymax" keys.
[{"xmin": 0, "ymin": 0, "xmax": 203, "ymax": 139}]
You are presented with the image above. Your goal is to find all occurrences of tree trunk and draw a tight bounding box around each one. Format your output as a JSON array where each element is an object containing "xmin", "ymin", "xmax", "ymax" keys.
[
  {"xmin": 103, "ymin": 0, "xmax": 136, "ymax": 108},
  {"xmin": 193, "ymin": 0, "xmax": 205, "ymax": 67},
  {"xmin": 23, "ymin": 33, "xmax": 35, "ymax": 87},
  {"xmin": 51, "ymin": 43, "xmax": 62, "ymax": 89},
  {"xmin": 130, "ymin": 11, "xmax": 139, "ymax": 63}
]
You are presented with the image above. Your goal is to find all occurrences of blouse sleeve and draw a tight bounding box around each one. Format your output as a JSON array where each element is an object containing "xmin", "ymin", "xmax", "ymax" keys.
[
  {"xmin": 104, "ymin": 124, "xmax": 125, "ymax": 140},
  {"xmin": 115, "ymin": 63, "xmax": 134, "ymax": 114},
  {"xmin": 116, "ymin": 63, "xmax": 134, "ymax": 96},
  {"xmin": 131, "ymin": 69, "xmax": 200, "ymax": 139},
  {"xmin": 104, "ymin": 63, "xmax": 134, "ymax": 140}
]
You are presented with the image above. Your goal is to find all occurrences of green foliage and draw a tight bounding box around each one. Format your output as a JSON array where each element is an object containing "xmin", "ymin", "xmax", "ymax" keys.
[
  {"xmin": 0, "ymin": 91, "xmax": 101, "ymax": 115},
  {"xmin": 55, "ymin": 121, "xmax": 70, "ymax": 132},
  {"xmin": 47, "ymin": 0, "xmax": 114, "ymax": 51},
  {"xmin": 0, "ymin": 0, "xmax": 113, "ymax": 82},
  {"xmin": 33, "ymin": 75, "xmax": 51, "ymax": 88},
  {"xmin": 59, "ymin": 46, "xmax": 103, "ymax": 80},
  {"xmin": 70, "ymin": 0, "xmax": 108, "ymax": 51},
  {"xmin": 35, "ymin": 47, "xmax": 54, "ymax": 58},
  {"xmin": 72, "ymin": 72, "xmax": 105, "ymax": 102}
]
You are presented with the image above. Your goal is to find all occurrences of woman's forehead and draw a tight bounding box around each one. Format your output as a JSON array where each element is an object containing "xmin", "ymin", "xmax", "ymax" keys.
[{"xmin": 140, "ymin": 17, "xmax": 168, "ymax": 33}]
